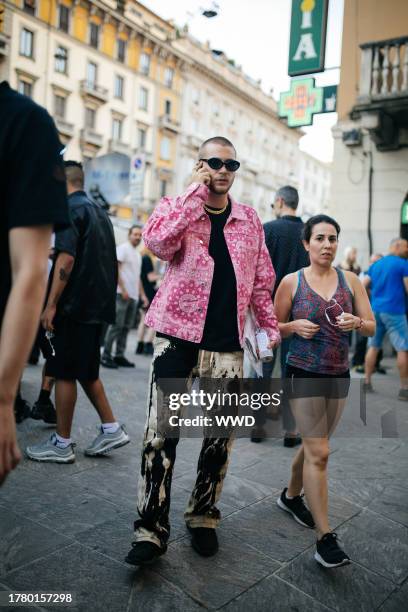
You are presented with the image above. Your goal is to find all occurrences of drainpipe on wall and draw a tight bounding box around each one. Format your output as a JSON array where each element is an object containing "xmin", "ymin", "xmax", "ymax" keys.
[{"xmin": 367, "ymin": 150, "xmax": 373, "ymax": 257}]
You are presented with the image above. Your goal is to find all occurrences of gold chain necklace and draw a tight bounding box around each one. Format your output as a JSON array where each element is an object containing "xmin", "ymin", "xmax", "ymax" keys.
[{"xmin": 204, "ymin": 203, "xmax": 228, "ymax": 215}]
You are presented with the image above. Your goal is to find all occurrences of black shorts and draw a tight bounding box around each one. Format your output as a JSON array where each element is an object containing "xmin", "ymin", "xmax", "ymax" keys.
[
  {"xmin": 45, "ymin": 316, "xmax": 102, "ymax": 381},
  {"xmin": 284, "ymin": 364, "xmax": 350, "ymax": 399}
]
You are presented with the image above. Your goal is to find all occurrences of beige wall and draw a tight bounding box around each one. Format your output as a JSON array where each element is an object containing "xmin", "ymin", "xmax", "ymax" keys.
[{"xmin": 338, "ymin": 0, "xmax": 408, "ymax": 119}]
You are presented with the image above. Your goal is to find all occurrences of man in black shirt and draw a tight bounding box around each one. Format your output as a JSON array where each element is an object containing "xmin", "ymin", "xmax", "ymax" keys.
[
  {"xmin": 26, "ymin": 162, "xmax": 130, "ymax": 464},
  {"xmin": 125, "ymin": 137, "xmax": 280, "ymax": 567},
  {"xmin": 251, "ymin": 186, "xmax": 309, "ymax": 446},
  {"xmin": 0, "ymin": 82, "xmax": 70, "ymax": 484}
]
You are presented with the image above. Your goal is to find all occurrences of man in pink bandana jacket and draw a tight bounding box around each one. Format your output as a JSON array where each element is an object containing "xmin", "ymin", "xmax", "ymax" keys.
[{"xmin": 126, "ymin": 136, "xmax": 280, "ymax": 567}]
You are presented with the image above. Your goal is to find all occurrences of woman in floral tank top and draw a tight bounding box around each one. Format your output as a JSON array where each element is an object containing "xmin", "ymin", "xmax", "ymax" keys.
[{"xmin": 274, "ymin": 214, "xmax": 375, "ymax": 569}]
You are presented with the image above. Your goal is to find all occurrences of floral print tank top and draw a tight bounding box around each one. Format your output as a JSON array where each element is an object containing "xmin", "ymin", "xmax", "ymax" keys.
[{"xmin": 286, "ymin": 268, "xmax": 353, "ymax": 375}]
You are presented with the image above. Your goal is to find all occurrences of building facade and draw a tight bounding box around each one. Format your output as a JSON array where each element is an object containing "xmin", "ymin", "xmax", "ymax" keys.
[
  {"xmin": 0, "ymin": 0, "xmax": 184, "ymax": 219},
  {"xmin": 329, "ymin": 0, "xmax": 408, "ymax": 265},
  {"xmin": 173, "ymin": 33, "xmax": 305, "ymax": 222},
  {"xmin": 297, "ymin": 151, "xmax": 331, "ymax": 218}
]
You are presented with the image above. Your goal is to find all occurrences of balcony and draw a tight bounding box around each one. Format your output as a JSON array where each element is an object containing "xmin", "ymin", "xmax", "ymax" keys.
[
  {"xmin": 352, "ymin": 36, "xmax": 408, "ymax": 150},
  {"xmin": 55, "ymin": 117, "xmax": 74, "ymax": 139},
  {"xmin": 133, "ymin": 148, "xmax": 153, "ymax": 163},
  {"xmin": 159, "ymin": 114, "xmax": 180, "ymax": 133},
  {"xmin": 108, "ymin": 139, "xmax": 131, "ymax": 156},
  {"xmin": 80, "ymin": 128, "xmax": 103, "ymax": 148},
  {"xmin": 80, "ymin": 80, "xmax": 108, "ymax": 104}
]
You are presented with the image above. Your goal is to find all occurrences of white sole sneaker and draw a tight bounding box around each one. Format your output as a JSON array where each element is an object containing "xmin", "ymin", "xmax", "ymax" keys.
[
  {"xmin": 84, "ymin": 428, "xmax": 130, "ymax": 457},
  {"xmin": 25, "ymin": 449, "xmax": 75, "ymax": 464},
  {"xmin": 314, "ymin": 551, "xmax": 351, "ymax": 568},
  {"xmin": 277, "ymin": 496, "xmax": 313, "ymax": 528}
]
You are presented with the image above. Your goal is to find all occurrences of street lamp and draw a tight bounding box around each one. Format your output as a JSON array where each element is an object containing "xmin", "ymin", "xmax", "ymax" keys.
[{"xmin": 201, "ymin": 2, "xmax": 219, "ymax": 18}]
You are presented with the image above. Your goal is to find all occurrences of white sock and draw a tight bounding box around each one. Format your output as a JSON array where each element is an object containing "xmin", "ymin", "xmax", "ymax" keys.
[
  {"xmin": 54, "ymin": 433, "xmax": 72, "ymax": 448},
  {"xmin": 102, "ymin": 422, "xmax": 120, "ymax": 434},
  {"xmin": 285, "ymin": 493, "xmax": 295, "ymax": 500}
]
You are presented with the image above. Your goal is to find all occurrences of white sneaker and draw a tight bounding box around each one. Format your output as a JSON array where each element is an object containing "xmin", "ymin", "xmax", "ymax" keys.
[
  {"xmin": 84, "ymin": 425, "xmax": 130, "ymax": 457},
  {"xmin": 26, "ymin": 434, "xmax": 76, "ymax": 463}
]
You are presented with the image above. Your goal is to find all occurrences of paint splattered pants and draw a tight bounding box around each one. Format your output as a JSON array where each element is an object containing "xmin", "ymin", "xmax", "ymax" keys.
[{"xmin": 134, "ymin": 336, "xmax": 243, "ymax": 549}]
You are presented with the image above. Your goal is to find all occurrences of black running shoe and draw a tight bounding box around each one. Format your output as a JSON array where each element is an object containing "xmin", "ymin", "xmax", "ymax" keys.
[
  {"xmin": 114, "ymin": 356, "xmax": 135, "ymax": 367},
  {"xmin": 31, "ymin": 398, "xmax": 56, "ymax": 424},
  {"xmin": 14, "ymin": 396, "xmax": 31, "ymax": 424},
  {"xmin": 277, "ymin": 487, "xmax": 315, "ymax": 528},
  {"xmin": 315, "ymin": 532, "xmax": 350, "ymax": 568},
  {"xmin": 125, "ymin": 541, "xmax": 166, "ymax": 566},
  {"xmin": 187, "ymin": 526, "xmax": 219, "ymax": 557},
  {"xmin": 283, "ymin": 435, "xmax": 302, "ymax": 448}
]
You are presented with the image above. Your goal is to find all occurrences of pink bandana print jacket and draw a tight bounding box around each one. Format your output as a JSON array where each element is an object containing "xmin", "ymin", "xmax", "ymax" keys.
[{"xmin": 143, "ymin": 183, "xmax": 281, "ymax": 347}]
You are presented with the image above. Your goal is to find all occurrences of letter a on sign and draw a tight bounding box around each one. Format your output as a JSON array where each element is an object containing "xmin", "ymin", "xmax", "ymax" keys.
[{"xmin": 288, "ymin": 0, "xmax": 329, "ymax": 76}]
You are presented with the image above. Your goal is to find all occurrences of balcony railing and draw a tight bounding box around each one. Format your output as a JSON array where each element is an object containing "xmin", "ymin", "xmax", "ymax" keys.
[
  {"xmin": 159, "ymin": 114, "xmax": 180, "ymax": 133},
  {"xmin": 55, "ymin": 117, "xmax": 74, "ymax": 138},
  {"xmin": 80, "ymin": 128, "xmax": 103, "ymax": 148},
  {"xmin": 80, "ymin": 80, "xmax": 109, "ymax": 103},
  {"xmin": 358, "ymin": 36, "xmax": 408, "ymax": 103}
]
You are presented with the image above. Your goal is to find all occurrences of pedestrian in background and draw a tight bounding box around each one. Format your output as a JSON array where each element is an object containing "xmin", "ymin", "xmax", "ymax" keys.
[
  {"xmin": 251, "ymin": 185, "xmax": 309, "ymax": 446},
  {"xmin": 26, "ymin": 161, "xmax": 129, "ymax": 463},
  {"xmin": 0, "ymin": 81, "xmax": 69, "ymax": 483},
  {"xmin": 102, "ymin": 225, "xmax": 148, "ymax": 369},
  {"xmin": 364, "ymin": 237, "xmax": 408, "ymax": 400},
  {"xmin": 338, "ymin": 246, "xmax": 361, "ymax": 275},
  {"xmin": 135, "ymin": 247, "xmax": 160, "ymax": 356}
]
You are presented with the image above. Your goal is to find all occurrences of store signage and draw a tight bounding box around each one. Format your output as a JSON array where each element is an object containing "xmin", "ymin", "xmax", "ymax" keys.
[{"xmin": 288, "ymin": 0, "xmax": 329, "ymax": 76}]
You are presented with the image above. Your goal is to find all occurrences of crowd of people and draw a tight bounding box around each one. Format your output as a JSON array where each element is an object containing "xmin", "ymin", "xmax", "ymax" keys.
[{"xmin": 2, "ymin": 82, "xmax": 408, "ymax": 574}]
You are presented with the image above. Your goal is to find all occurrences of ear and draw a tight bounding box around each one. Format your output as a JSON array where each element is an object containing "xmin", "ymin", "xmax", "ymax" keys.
[{"xmin": 302, "ymin": 240, "xmax": 309, "ymax": 252}]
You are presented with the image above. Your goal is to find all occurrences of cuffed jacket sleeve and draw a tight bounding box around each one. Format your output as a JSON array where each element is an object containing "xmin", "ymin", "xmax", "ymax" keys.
[{"xmin": 142, "ymin": 183, "xmax": 209, "ymax": 261}]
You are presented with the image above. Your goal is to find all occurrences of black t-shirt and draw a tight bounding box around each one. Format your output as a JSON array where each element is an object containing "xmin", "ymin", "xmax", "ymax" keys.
[
  {"xmin": 200, "ymin": 202, "xmax": 241, "ymax": 351},
  {"xmin": 158, "ymin": 201, "xmax": 241, "ymax": 352},
  {"xmin": 0, "ymin": 82, "xmax": 70, "ymax": 324},
  {"xmin": 141, "ymin": 255, "xmax": 157, "ymax": 303},
  {"xmin": 52, "ymin": 190, "xmax": 118, "ymax": 325},
  {"xmin": 263, "ymin": 215, "xmax": 310, "ymax": 297}
]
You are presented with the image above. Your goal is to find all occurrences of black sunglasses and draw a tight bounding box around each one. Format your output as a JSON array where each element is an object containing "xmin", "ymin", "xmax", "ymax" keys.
[{"xmin": 199, "ymin": 157, "xmax": 240, "ymax": 172}]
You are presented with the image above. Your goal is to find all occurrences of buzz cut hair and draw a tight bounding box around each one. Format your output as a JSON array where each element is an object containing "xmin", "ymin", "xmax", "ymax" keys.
[
  {"xmin": 198, "ymin": 136, "xmax": 236, "ymax": 158},
  {"xmin": 64, "ymin": 160, "xmax": 84, "ymax": 189}
]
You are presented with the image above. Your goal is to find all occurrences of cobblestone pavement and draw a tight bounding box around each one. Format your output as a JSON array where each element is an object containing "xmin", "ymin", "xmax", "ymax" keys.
[{"xmin": 0, "ymin": 333, "xmax": 407, "ymax": 611}]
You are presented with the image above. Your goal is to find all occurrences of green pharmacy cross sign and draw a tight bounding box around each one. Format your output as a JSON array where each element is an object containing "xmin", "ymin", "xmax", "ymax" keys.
[{"xmin": 279, "ymin": 78, "xmax": 337, "ymax": 127}]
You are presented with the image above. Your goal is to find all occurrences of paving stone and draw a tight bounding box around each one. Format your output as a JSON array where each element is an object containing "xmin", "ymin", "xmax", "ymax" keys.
[
  {"xmin": 367, "ymin": 484, "xmax": 408, "ymax": 527},
  {"xmin": 126, "ymin": 570, "xmax": 203, "ymax": 611},
  {"xmin": 276, "ymin": 549, "xmax": 395, "ymax": 612},
  {"xmin": 0, "ymin": 583, "xmax": 44, "ymax": 612},
  {"xmin": 221, "ymin": 574, "xmax": 332, "ymax": 611},
  {"xmin": 328, "ymin": 477, "xmax": 389, "ymax": 508},
  {"xmin": 5, "ymin": 544, "xmax": 135, "ymax": 612},
  {"xmin": 337, "ymin": 509, "xmax": 408, "ymax": 585},
  {"xmin": 155, "ymin": 533, "xmax": 280, "ymax": 609},
  {"xmin": 1, "ymin": 480, "xmax": 124, "ymax": 537},
  {"xmin": 0, "ymin": 507, "xmax": 73, "ymax": 577},
  {"xmin": 221, "ymin": 495, "xmax": 315, "ymax": 563},
  {"xmin": 378, "ymin": 579, "xmax": 408, "ymax": 611}
]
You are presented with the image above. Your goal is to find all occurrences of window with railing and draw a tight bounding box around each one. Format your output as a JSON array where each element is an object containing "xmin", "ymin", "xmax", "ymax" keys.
[
  {"xmin": 54, "ymin": 94, "xmax": 66, "ymax": 119},
  {"xmin": 160, "ymin": 137, "xmax": 170, "ymax": 160},
  {"xmin": 139, "ymin": 52, "xmax": 150, "ymax": 76},
  {"xmin": 23, "ymin": 0, "xmax": 36, "ymax": 15},
  {"xmin": 85, "ymin": 107, "xmax": 96, "ymax": 129},
  {"xmin": 19, "ymin": 28, "xmax": 34, "ymax": 58},
  {"xmin": 137, "ymin": 127, "xmax": 147, "ymax": 149},
  {"xmin": 17, "ymin": 79, "xmax": 33, "ymax": 98},
  {"xmin": 164, "ymin": 99, "xmax": 172, "ymax": 116},
  {"xmin": 139, "ymin": 86, "xmax": 148, "ymax": 111},
  {"xmin": 164, "ymin": 67, "xmax": 174, "ymax": 88},
  {"xmin": 112, "ymin": 118, "xmax": 123, "ymax": 141},
  {"xmin": 86, "ymin": 61, "xmax": 97, "ymax": 88},
  {"xmin": 55, "ymin": 46, "xmax": 68, "ymax": 74},
  {"xmin": 114, "ymin": 75, "xmax": 124, "ymax": 99}
]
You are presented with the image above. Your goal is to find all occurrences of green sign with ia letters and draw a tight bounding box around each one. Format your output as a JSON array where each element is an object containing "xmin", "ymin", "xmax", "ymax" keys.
[{"xmin": 288, "ymin": 0, "xmax": 329, "ymax": 76}]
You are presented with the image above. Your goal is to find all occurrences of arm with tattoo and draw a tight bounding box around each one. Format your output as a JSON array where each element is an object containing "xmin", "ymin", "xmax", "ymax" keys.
[{"xmin": 41, "ymin": 252, "xmax": 75, "ymax": 331}]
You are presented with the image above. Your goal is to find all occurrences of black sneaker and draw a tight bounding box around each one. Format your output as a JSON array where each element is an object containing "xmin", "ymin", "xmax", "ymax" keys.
[
  {"xmin": 283, "ymin": 435, "xmax": 302, "ymax": 448},
  {"xmin": 277, "ymin": 488, "xmax": 315, "ymax": 528},
  {"xmin": 315, "ymin": 532, "xmax": 350, "ymax": 568},
  {"xmin": 250, "ymin": 426, "xmax": 266, "ymax": 443},
  {"xmin": 125, "ymin": 541, "xmax": 166, "ymax": 566},
  {"xmin": 14, "ymin": 396, "xmax": 31, "ymax": 424},
  {"xmin": 101, "ymin": 356, "xmax": 118, "ymax": 369},
  {"xmin": 143, "ymin": 342, "xmax": 154, "ymax": 355},
  {"xmin": 114, "ymin": 356, "xmax": 135, "ymax": 368},
  {"xmin": 187, "ymin": 526, "xmax": 219, "ymax": 557},
  {"xmin": 31, "ymin": 398, "xmax": 56, "ymax": 424},
  {"xmin": 135, "ymin": 341, "xmax": 145, "ymax": 355}
]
